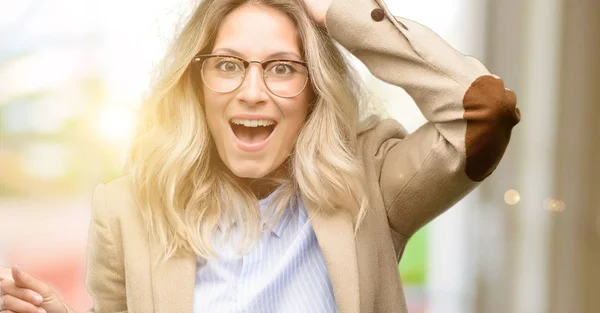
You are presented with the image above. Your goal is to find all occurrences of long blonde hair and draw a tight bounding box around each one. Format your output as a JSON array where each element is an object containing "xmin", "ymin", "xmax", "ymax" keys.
[{"xmin": 129, "ymin": 0, "xmax": 381, "ymax": 261}]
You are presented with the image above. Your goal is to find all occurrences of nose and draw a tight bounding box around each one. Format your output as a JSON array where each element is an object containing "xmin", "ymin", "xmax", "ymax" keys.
[{"xmin": 236, "ymin": 62, "xmax": 269, "ymax": 106}]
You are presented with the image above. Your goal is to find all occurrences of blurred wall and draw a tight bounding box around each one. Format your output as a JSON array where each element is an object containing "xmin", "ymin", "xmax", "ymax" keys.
[
  {"xmin": 551, "ymin": 0, "xmax": 600, "ymax": 312},
  {"xmin": 477, "ymin": 0, "xmax": 600, "ymax": 312}
]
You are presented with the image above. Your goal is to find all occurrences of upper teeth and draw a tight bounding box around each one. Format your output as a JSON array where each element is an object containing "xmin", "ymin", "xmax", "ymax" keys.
[{"xmin": 231, "ymin": 119, "xmax": 276, "ymax": 127}]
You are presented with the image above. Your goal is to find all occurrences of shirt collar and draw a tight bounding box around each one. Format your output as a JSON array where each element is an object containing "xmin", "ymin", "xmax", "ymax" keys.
[{"xmin": 258, "ymin": 190, "xmax": 298, "ymax": 238}]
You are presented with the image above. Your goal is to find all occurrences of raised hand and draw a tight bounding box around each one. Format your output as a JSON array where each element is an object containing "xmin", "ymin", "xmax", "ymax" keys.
[{"xmin": 0, "ymin": 266, "xmax": 69, "ymax": 313}]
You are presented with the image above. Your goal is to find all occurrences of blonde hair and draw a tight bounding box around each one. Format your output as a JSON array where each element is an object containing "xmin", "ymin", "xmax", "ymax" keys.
[{"xmin": 129, "ymin": 0, "xmax": 383, "ymax": 261}]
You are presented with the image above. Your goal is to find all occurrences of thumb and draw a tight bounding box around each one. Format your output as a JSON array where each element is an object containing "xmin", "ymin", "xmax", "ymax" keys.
[{"xmin": 12, "ymin": 265, "xmax": 52, "ymax": 296}]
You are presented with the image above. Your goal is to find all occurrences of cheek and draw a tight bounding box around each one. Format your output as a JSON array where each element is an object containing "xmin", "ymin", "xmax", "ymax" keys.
[
  {"xmin": 202, "ymin": 94, "xmax": 227, "ymax": 141},
  {"xmin": 280, "ymin": 96, "xmax": 311, "ymax": 137},
  {"xmin": 203, "ymin": 97, "xmax": 216, "ymax": 124}
]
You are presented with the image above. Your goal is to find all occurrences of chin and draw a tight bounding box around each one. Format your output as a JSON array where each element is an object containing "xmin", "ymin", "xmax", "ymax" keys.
[
  {"xmin": 227, "ymin": 160, "xmax": 273, "ymax": 179},
  {"xmin": 225, "ymin": 153, "xmax": 292, "ymax": 181}
]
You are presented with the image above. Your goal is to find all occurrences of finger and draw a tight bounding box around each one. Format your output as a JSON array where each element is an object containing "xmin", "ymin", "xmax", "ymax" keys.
[
  {"xmin": 0, "ymin": 267, "xmax": 13, "ymax": 281},
  {"xmin": 0, "ymin": 294, "xmax": 46, "ymax": 313},
  {"xmin": 11, "ymin": 267, "xmax": 50, "ymax": 297},
  {"xmin": 0, "ymin": 280, "xmax": 43, "ymax": 306}
]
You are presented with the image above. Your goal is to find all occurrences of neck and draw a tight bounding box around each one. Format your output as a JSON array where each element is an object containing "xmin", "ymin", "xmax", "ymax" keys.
[{"xmin": 241, "ymin": 162, "xmax": 290, "ymax": 199}]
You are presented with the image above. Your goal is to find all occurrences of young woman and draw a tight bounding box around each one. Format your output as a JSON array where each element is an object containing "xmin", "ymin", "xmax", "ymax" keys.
[{"xmin": 0, "ymin": 0, "xmax": 520, "ymax": 312}]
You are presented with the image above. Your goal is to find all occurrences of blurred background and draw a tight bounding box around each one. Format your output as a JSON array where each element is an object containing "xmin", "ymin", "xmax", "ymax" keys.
[{"xmin": 0, "ymin": 0, "xmax": 598, "ymax": 312}]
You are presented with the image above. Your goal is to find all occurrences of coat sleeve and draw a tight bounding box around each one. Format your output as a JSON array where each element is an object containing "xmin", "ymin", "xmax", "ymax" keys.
[
  {"xmin": 84, "ymin": 184, "xmax": 128, "ymax": 312},
  {"xmin": 326, "ymin": 0, "xmax": 520, "ymax": 237}
]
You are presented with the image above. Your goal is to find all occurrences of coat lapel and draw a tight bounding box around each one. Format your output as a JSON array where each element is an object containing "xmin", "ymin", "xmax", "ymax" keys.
[
  {"xmin": 149, "ymin": 238, "xmax": 197, "ymax": 313},
  {"xmin": 309, "ymin": 208, "xmax": 361, "ymax": 313},
  {"xmin": 145, "ymin": 210, "xmax": 359, "ymax": 313}
]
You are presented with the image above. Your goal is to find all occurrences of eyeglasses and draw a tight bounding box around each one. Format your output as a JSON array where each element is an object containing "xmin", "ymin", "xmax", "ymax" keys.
[{"xmin": 192, "ymin": 54, "xmax": 309, "ymax": 98}]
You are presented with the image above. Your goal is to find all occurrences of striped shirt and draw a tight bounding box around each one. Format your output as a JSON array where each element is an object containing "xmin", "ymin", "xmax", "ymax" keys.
[{"xmin": 193, "ymin": 194, "xmax": 339, "ymax": 313}]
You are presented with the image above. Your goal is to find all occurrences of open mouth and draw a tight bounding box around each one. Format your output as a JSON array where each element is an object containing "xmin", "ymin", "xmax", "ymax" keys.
[{"xmin": 229, "ymin": 118, "xmax": 277, "ymax": 145}]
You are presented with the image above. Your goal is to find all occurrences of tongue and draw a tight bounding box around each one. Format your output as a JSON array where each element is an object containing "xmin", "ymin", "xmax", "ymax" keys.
[{"xmin": 232, "ymin": 125, "xmax": 273, "ymax": 144}]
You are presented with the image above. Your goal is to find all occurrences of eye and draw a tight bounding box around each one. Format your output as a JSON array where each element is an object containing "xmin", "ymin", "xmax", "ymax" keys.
[
  {"xmin": 215, "ymin": 59, "xmax": 242, "ymax": 72},
  {"xmin": 268, "ymin": 62, "xmax": 296, "ymax": 75}
]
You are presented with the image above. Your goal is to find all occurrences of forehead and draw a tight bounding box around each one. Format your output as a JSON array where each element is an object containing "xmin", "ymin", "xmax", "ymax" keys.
[{"xmin": 212, "ymin": 4, "xmax": 301, "ymax": 59}]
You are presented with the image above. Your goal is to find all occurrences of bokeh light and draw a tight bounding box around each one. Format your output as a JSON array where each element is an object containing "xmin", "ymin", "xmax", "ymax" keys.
[
  {"xmin": 544, "ymin": 198, "xmax": 566, "ymax": 213},
  {"xmin": 96, "ymin": 107, "xmax": 135, "ymax": 143},
  {"xmin": 504, "ymin": 189, "xmax": 521, "ymax": 205}
]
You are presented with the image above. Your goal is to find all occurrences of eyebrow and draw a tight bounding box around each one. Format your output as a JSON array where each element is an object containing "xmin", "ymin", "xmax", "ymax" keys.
[{"xmin": 211, "ymin": 48, "xmax": 303, "ymax": 61}]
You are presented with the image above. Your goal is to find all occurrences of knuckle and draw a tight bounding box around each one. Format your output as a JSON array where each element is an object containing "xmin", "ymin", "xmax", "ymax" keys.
[
  {"xmin": 1, "ymin": 295, "xmax": 13, "ymax": 307},
  {"xmin": 0, "ymin": 280, "xmax": 11, "ymax": 293},
  {"xmin": 24, "ymin": 289, "xmax": 41, "ymax": 305},
  {"xmin": 22, "ymin": 288, "xmax": 34, "ymax": 301},
  {"xmin": 1, "ymin": 295, "xmax": 12, "ymax": 306}
]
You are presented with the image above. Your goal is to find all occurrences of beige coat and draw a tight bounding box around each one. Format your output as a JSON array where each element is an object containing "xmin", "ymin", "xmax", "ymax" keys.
[{"xmin": 72, "ymin": 0, "xmax": 520, "ymax": 312}]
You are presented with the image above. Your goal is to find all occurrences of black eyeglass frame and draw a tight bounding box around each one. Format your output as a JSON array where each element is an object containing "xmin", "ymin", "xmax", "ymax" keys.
[{"xmin": 191, "ymin": 54, "xmax": 310, "ymax": 98}]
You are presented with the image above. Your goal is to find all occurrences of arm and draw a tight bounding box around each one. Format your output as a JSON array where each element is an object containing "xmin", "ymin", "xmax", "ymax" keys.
[
  {"xmin": 86, "ymin": 184, "xmax": 128, "ymax": 312},
  {"xmin": 326, "ymin": 0, "xmax": 520, "ymax": 237}
]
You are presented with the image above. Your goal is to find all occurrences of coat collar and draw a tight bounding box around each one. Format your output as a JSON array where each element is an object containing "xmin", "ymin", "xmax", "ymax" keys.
[
  {"xmin": 149, "ymin": 238, "xmax": 197, "ymax": 313},
  {"xmin": 308, "ymin": 207, "xmax": 361, "ymax": 313},
  {"xmin": 148, "ymin": 206, "xmax": 360, "ymax": 313}
]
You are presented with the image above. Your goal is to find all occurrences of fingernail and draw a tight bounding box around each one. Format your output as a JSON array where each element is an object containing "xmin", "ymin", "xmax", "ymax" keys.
[
  {"xmin": 15, "ymin": 265, "xmax": 24, "ymax": 275},
  {"xmin": 34, "ymin": 293, "xmax": 43, "ymax": 303},
  {"xmin": 38, "ymin": 308, "xmax": 47, "ymax": 313}
]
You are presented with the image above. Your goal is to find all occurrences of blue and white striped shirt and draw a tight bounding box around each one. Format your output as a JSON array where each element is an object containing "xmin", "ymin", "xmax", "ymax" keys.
[{"xmin": 193, "ymin": 194, "xmax": 339, "ymax": 313}]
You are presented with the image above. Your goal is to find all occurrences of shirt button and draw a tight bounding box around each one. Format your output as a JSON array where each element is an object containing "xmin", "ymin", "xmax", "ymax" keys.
[{"xmin": 371, "ymin": 8, "xmax": 385, "ymax": 22}]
